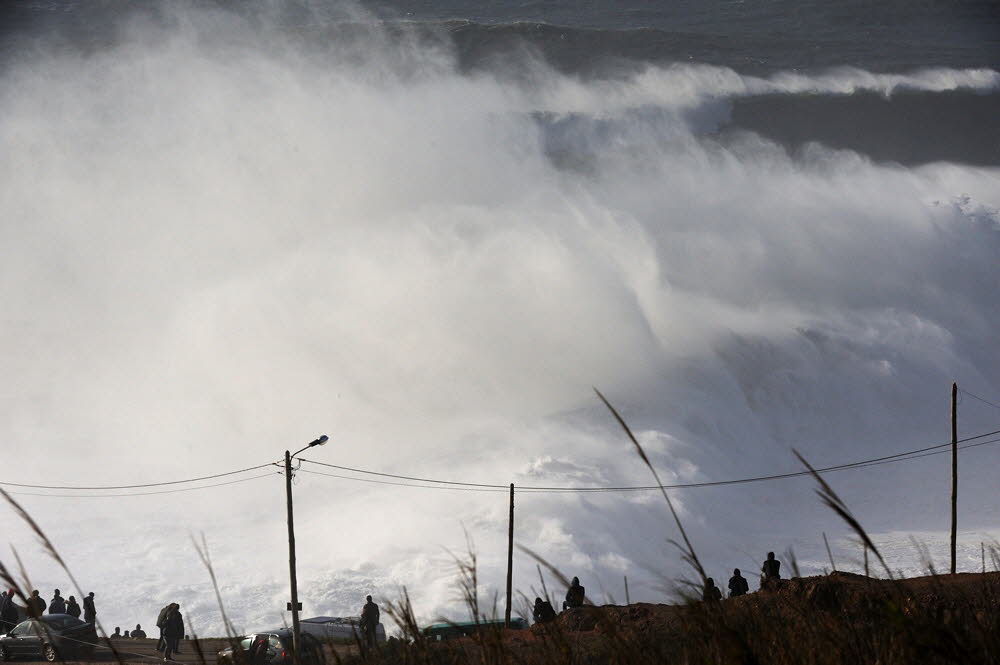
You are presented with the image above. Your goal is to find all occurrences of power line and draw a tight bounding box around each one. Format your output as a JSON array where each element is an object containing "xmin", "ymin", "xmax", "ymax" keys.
[
  {"xmin": 299, "ymin": 428, "xmax": 1000, "ymax": 493},
  {"xmin": 0, "ymin": 462, "xmax": 277, "ymax": 491},
  {"xmin": 4, "ymin": 472, "xmax": 279, "ymax": 498},
  {"xmin": 960, "ymin": 388, "xmax": 1000, "ymax": 411}
]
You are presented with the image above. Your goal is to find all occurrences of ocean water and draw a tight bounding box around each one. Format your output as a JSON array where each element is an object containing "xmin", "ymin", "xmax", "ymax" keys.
[{"xmin": 1, "ymin": 0, "xmax": 998, "ymax": 637}]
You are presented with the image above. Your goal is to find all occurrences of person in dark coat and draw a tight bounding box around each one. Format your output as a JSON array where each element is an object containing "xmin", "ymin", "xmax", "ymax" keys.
[
  {"xmin": 66, "ymin": 596, "xmax": 81, "ymax": 618},
  {"xmin": 112, "ymin": 627, "xmax": 121, "ymax": 638},
  {"xmin": 155, "ymin": 604, "xmax": 171, "ymax": 652},
  {"xmin": 761, "ymin": 552, "xmax": 781, "ymax": 587},
  {"xmin": 162, "ymin": 603, "xmax": 184, "ymax": 661},
  {"xmin": 250, "ymin": 635, "xmax": 269, "ymax": 665},
  {"xmin": 532, "ymin": 597, "xmax": 556, "ymax": 624},
  {"xmin": 360, "ymin": 595, "xmax": 380, "ymax": 649},
  {"xmin": 0, "ymin": 590, "xmax": 19, "ymax": 632},
  {"xmin": 48, "ymin": 590, "xmax": 66, "ymax": 615},
  {"xmin": 27, "ymin": 591, "xmax": 46, "ymax": 618},
  {"xmin": 563, "ymin": 577, "xmax": 585, "ymax": 609},
  {"xmin": 132, "ymin": 624, "xmax": 147, "ymax": 638},
  {"xmin": 728, "ymin": 569, "xmax": 749, "ymax": 597},
  {"xmin": 83, "ymin": 592, "xmax": 97, "ymax": 623},
  {"xmin": 0, "ymin": 592, "xmax": 12, "ymax": 633},
  {"xmin": 702, "ymin": 578, "xmax": 723, "ymax": 602}
]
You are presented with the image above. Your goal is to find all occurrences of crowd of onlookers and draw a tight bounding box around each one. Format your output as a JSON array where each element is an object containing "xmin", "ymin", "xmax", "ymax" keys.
[
  {"xmin": 532, "ymin": 552, "xmax": 785, "ymax": 624},
  {"xmin": 0, "ymin": 589, "xmax": 186, "ymax": 662}
]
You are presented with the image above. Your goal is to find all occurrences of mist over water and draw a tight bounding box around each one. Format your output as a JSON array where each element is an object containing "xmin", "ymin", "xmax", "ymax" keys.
[{"xmin": 2, "ymin": 1, "xmax": 999, "ymax": 636}]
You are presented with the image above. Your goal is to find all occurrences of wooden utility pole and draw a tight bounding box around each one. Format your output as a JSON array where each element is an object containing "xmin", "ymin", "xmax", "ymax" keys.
[
  {"xmin": 624, "ymin": 576, "xmax": 630, "ymax": 605},
  {"xmin": 983, "ymin": 542, "xmax": 986, "ymax": 574},
  {"xmin": 951, "ymin": 382, "xmax": 958, "ymax": 575},
  {"xmin": 505, "ymin": 483, "xmax": 514, "ymax": 628},
  {"xmin": 285, "ymin": 450, "xmax": 302, "ymax": 665}
]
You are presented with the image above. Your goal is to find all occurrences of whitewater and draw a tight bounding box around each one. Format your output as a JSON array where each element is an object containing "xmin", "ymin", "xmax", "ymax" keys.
[{"xmin": 1, "ymin": 0, "xmax": 998, "ymax": 637}]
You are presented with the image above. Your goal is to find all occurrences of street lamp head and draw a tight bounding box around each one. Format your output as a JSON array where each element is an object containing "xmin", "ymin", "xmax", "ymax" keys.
[{"xmin": 310, "ymin": 435, "xmax": 329, "ymax": 447}]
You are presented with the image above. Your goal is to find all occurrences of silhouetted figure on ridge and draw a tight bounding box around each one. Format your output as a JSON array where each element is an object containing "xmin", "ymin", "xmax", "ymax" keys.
[
  {"xmin": 112, "ymin": 627, "xmax": 121, "ymax": 638},
  {"xmin": 761, "ymin": 552, "xmax": 781, "ymax": 588},
  {"xmin": 83, "ymin": 592, "xmax": 97, "ymax": 624},
  {"xmin": 703, "ymin": 578, "xmax": 723, "ymax": 602},
  {"xmin": 360, "ymin": 595, "xmax": 380, "ymax": 649},
  {"xmin": 132, "ymin": 624, "xmax": 147, "ymax": 638},
  {"xmin": 728, "ymin": 569, "xmax": 749, "ymax": 597},
  {"xmin": 27, "ymin": 590, "xmax": 46, "ymax": 618},
  {"xmin": 532, "ymin": 597, "xmax": 556, "ymax": 624},
  {"xmin": 563, "ymin": 577, "xmax": 585, "ymax": 609},
  {"xmin": 48, "ymin": 589, "xmax": 66, "ymax": 615},
  {"xmin": 66, "ymin": 596, "xmax": 81, "ymax": 618}
]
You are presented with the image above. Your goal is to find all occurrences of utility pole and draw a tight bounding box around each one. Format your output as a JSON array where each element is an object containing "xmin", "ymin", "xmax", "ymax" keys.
[
  {"xmin": 281, "ymin": 435, "xmax": 328, "ymax": 665},
  {"xmin": 285, "ymin": 450, "xmax": 302, "ymax": 665},
  {"xmin": 951, "ymin": 382, "xmax": 958, "ymax": 575},
  {"xmin": 505, "ymin": 483, "xmax": 514, "ymax": 628},
  {"xmin": 624, "ymin": 576, "xmax": 630, "ymax": 605}
]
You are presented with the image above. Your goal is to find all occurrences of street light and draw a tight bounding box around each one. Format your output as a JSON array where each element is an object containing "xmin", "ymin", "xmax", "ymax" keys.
[{"xmin": 285, "ymin": 435, "xmax": 328, "ymax": 665}]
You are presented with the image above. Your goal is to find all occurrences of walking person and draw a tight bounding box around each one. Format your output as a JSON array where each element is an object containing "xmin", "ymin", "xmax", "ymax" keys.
[
  {"xmin": 155, "ymin": 604, "xmax": 171, "ymax": 652},
  {"xmin": 66, "ymin": 596, "xmax": 81, "ymax": 618},
  {"xmin": 162, "ymin": 603, "xmax": 184, "ymax": 661},
  {"xmin": 48, "ymin": 590, "xmax": 66, "ymax": 615},
  {"xmin": 83, "ymin": 592, "xmax": 97, "ymax": 624},
  {"xmin": 360, "ymin": 595, "xmax": 380, "ymax": 650},
  {"xmin": 728, "ymin": 569, "xmax": 750, "ymax": 597}
]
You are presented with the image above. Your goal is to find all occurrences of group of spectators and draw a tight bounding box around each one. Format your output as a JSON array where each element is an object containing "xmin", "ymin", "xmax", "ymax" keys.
[
  {"xmin": 0, "ymin": 588, "xmax": 185, "ymax": 663},
  {"xmin": 531, "ymin": 576, "xmax": 585, "ymax": 624},
  {"xmin": 703, "ymin": 552, "xmax": 782, "ymax": 601},
  {"xmin": 0, "ymin": 588, "xmax": 97, "ymax": 629},
  {"xmin": 532, "ymin": 553, "xmax": 784, "ymax": 625}
]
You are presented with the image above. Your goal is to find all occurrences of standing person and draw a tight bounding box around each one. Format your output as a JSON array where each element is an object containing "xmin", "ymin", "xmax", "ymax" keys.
[
  {"xmin": 132, "ymin": 624, "xmax": 147, "ymax": 638},
  {"xmin": 360, "ymin": 595, "xmax": 380, "ymax": 649},
  {"xmin": 761, "ymin": 552, "xmax": 781, "ymax": 588},
  {"xmin": 66, "ymin": 596, "xmax": 81, "ymax": 618},
  {"xmin": 112, "ymin": 628, "xmax": 121, "ymax": 638},
  {"xmin": 162, "ymin": 603, "xmax": 184, "ymax": 662},
  {"xmin": 1, "ymin": 590, "xmax": 19, "ymax": 631},
  {"xmin": 48, "ymin": 589, "xmax": 66, "ymax": 614},
  {"xmin": 728, "ymin": 569, "xmax": 749, "ymax": 597},
  {"xmin": 0, "ymin": 592, "xmax": 11, "ymax": 632},
  {"xmin": 27, "ymin": 590, "xmax": 46, "ymax": 618},
  {"xmin": 83, "ymin": 592, "xmax": 97, "ymax": 624},
  {"xmin": 155, "ymin": 604, "xmax": 171, "ymax": 652},
  {"xmin": 563, "ymin": 577, "xmax": 585, "ymax": 609}
]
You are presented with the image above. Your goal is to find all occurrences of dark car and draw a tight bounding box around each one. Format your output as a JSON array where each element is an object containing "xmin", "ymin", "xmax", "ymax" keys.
[
  {"xmin": 217, "ymin": 630, "xmax": 325, "ymax": 665},
  {"xmin": 0, "ymin": 615, "xmax": 98, "ymax": 662}
]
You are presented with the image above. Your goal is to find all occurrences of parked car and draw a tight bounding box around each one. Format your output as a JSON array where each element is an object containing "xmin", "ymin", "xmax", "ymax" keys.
[
  {"xmin": 300, "ymin": 616, "xmax": 386, "ymax": 644},
  {"xmin": 0, "ymin": 615, "xmax": 98, "ymax": 662},
  {"xmin": 217, "ymin": 630, "xmax": 325, "ymax": 665},
  {"xmin": 423, "ymin": 618, "xmax": 528, "ymax": 641}
]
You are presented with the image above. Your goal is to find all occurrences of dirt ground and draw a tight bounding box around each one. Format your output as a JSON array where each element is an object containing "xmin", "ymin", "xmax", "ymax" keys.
[{"xmin": 11, "ymin": 637, "xmax": 358, "ymax": 665}]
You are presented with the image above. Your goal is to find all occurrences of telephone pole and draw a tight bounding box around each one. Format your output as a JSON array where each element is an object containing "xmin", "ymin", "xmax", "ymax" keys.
[
  {"xmin": 951, "ymin": 382, "xmax": 958, "ymax": 575},
  {"xmin": 284, "ymin": 435, "xmax": 329, "ymax": 665},
  {"xmin": 505, "ymin": 483, "xmax": 514, "ymax": 628}
]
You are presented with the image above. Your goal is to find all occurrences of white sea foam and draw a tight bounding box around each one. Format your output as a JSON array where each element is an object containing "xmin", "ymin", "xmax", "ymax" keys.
[{"xmin": 1, "ymin": 3, "xmax": 998, "ymax": 636}]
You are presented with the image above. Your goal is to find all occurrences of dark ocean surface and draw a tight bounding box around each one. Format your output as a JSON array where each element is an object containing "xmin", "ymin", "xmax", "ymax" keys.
[{"xmin": 2, "ymin": 0, "xmax": 998, "ymax": 164}]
